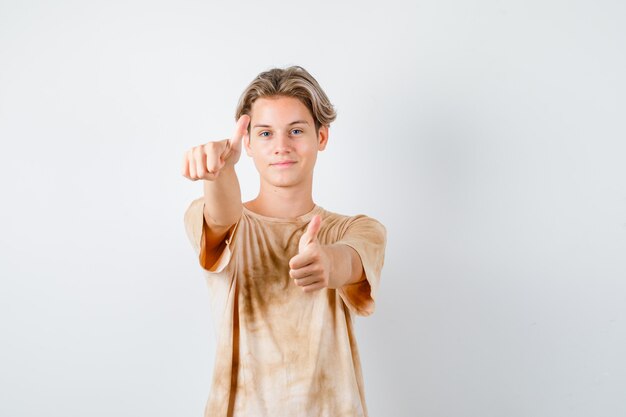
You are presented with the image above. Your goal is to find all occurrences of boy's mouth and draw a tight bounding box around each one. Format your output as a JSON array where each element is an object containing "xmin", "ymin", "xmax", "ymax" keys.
[{"xmin": 271, "ymin": 161, "xmax": 297, "ymax": 166}]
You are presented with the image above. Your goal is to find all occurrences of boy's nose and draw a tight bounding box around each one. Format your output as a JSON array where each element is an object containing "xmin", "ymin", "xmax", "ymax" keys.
[{"xmin": 273, "ymin": 134, "xmax": 292, "ymax": 153}]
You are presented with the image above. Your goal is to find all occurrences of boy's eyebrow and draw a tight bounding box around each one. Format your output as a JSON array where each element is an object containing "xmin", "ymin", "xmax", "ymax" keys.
[{"xmin": 252, "ymin": 120, "xmax": 309, "ymax": 128}]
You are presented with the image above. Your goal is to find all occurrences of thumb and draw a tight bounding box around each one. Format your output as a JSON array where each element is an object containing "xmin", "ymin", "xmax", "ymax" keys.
[
  {"xmin": 229, "ymin": 114, "xmax": 250, "ymax": 153},
  {"xmin": 302, "ymin": 215, "xmax": 322, "ymax": 247}
]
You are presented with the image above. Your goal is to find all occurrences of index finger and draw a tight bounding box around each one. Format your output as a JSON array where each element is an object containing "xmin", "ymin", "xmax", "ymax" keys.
[{"xmin": 289, "ymin": 252, "xmax": 313, "ymax": 271}]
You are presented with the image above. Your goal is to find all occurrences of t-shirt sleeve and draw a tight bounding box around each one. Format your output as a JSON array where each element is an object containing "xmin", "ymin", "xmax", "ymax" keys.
[
  {"xmin": 334, "ymin": 214, "xmax": 387, "ymax": 317},
  {"xmin": 183, "ymin": 197, "xmax": 239, "ymax": 274}
]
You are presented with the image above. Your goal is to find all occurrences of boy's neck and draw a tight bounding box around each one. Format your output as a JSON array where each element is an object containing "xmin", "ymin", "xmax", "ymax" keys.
[{"xmin": 244, "ymin": 184, "xmax": 315, "ymax": 220}]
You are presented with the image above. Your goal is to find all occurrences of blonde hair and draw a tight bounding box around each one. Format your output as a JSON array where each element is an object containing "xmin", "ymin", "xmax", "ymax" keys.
[{"xmin": 235, "ymin": 65, "xmax": 337, "ymax": 134}]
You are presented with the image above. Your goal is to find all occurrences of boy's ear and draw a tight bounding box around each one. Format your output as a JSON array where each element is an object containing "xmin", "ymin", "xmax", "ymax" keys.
[{"xmin": 318, "ymin": 125, "xmax": 329, "ymax": 151}]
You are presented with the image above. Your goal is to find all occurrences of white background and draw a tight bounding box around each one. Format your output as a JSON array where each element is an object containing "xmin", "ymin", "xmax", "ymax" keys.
[{"xmin": 1, "ymin": 1, "xmax": 625, "ymax": 416}]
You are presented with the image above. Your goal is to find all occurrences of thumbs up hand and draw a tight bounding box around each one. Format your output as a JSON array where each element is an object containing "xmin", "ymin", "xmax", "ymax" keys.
[
  {"xmin": 181, "ymin": 114, "xmax": 250, "ymax": 181},
  {"xmin": 289, "ymin": 215, "xmax": 332, "ymax": 293}
]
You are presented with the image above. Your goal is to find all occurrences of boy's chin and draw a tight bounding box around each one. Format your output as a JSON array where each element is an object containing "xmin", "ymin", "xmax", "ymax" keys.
[{"xmin": 262, "ymin": 175, "xmax": 301, "ymax": 188}]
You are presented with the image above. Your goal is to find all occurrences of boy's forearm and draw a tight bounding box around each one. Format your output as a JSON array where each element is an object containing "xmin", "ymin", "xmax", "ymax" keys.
[
  {"xmin": 203, "ymin": 165, "xmax": 242, "ymax": 226},
  {"xmin": 324, "ymin": 244, "xmax": 365, "ymax": 289}
]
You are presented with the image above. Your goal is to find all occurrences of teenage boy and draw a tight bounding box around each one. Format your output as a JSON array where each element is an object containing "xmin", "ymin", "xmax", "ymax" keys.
[{"xmin": 182, "ymin": 65, "xmax": 387, "ymax": 417}]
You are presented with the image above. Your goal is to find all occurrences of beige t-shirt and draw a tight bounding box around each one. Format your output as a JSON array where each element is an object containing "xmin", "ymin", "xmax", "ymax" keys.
[{"xmin": 184, "ymin": 197, "xmax": 387, "ymax": 417}]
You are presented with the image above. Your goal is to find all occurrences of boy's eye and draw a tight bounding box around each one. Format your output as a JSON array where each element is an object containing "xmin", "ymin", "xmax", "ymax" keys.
[{"xmin": 259, "ymin": 130, "xmax": 302, "ymax": 137}]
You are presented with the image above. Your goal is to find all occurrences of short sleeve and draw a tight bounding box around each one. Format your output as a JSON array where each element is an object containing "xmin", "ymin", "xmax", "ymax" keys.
[
  {"xmin": 183, "ymin": 197, "xmax": 239, "ymax": 274},
  {"xmin": 335, "ymin": 215, "xmax": 387, "ymax": 317}
]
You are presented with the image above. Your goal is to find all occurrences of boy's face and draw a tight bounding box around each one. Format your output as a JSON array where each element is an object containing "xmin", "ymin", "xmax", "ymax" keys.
[{"xmin": 244, "ymin": 95, "xmax": 328, "ymax": 189}]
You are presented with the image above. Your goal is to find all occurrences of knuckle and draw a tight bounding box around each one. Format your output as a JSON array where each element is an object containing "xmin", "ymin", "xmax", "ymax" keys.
[{"xmin": 207, "ymin": 141, "xmax": 221, "ymax": 151}]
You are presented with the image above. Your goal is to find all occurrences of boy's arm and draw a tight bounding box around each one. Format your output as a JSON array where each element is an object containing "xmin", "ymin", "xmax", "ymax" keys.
[
  {"xmin": 324, "ymin": 243, "xmax": 365, "ymax": 288},
  {"xmin": 182, "ymin": 115, "xmax": 249, "ymax": 263},
  {"xmin": 202, "ymin": 163, "xmax": 242, "ymax": 227},
  {"xmin": 201, "ymin": 165, "xmax": 242, "ymax": 259}
]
